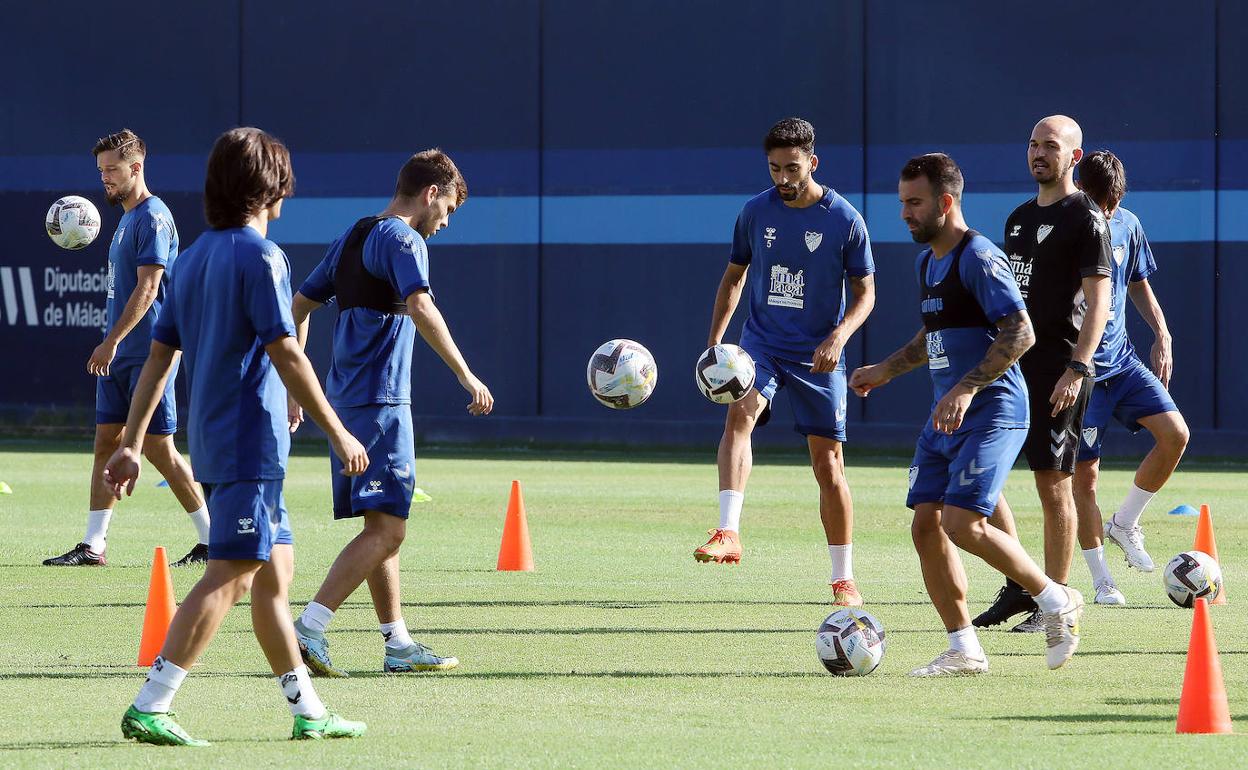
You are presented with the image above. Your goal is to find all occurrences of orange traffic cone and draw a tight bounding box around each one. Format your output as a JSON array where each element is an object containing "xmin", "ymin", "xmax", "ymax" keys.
[
  {"xmin": 138, "ymin": 546, "xmax": 178, "ymax": 666},
  {"xmin": 1194, "ymin": 504, "xmax": 1227, "ymax": 604},
  {"xmin": 496, "ymin": 480, "xmax": 534, "ymax": 571},
  {"xmin": 1176, "ymin": 598, "xmax": 1233, "ymax": 734}
]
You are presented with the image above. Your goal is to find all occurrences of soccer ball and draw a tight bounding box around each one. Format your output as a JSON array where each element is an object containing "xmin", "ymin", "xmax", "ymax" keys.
[
  {"xmin": 1163, "ymin": 550, "xmax": 1223, "ymax": 608},
  {"xmin": 586, "ymin": 339, "xmax": 657, "ymax": 409},
  {"xmin": 815, "ymin": 608, "xmax": 886, "ymax": 676},
  {"xmin": 695, "ymin": 344, "xmax": 756, "ymax": 404},
  {"xmin": 45, "ymin": 196, "xmax": 101, "ymax": 250}
]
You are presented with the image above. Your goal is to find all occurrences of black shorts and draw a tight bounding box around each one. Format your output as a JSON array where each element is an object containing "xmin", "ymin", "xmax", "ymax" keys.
[{"xmin": 1021, "ymin": 365, "xmax": 1092, "ymax": 474}]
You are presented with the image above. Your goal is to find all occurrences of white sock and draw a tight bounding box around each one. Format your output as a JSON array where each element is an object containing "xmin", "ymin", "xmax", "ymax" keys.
[
  {"xmin": 1033, "ymin": 580, "xmax": 1067, "ymax": 613},
  {"xmin": 186, "ymin": 505, "xmax": 210, "ymax": 545},
  {"xmin": 380, "ymin": 619, "xmax": 414, "ymax": 651},
  {"xmin": 947, "ymin": 626, "xmax": 984, "ymax": 659},
  {"xmin": 84, "ymin": 509, "xmax": 112, "ymax": 552},
  {"xmin": 828, "ymin": 543, "xmax": 853, "ymax": 582},
  {"xmin": 278, "ymin": 665, "xmax": 326, "ymax": 719},
  {"xmin": 718, "ymin": 490, "xmax": 743, "ymax": 531},
  {"xmin": 298, "ymin": 602, "xmax": 334, "ymax": 636},
  {"xmin": 1082, "ymin": 546, "xmax": 1111, "ymax": 585},
  {"xmin": 1112, "ymin": 484, "xmax": 1156, "ymax": 530},
  {"xmin": 133, "ymin": 656, "xmax": 187, "ymax": 713}
]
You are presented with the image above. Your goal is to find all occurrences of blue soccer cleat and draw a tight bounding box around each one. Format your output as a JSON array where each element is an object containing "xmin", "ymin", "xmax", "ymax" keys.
[{"xmin": 383, "ymin": 641, "xmax": 459, "ymax": 673}]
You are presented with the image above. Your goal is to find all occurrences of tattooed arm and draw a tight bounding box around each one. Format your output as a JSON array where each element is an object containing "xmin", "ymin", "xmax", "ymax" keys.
[
  {"xmin": 931, "ymin": 310, "xmax": 1034, "ymax": 434},
  {"xmin": 848, "ymin": 327, "xmax": 928, "ymax": 397}
]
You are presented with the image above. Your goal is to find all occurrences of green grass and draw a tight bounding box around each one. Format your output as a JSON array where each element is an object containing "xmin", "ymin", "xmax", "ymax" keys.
[{"xmin": 0, "ymin": 439, "xmax": 1244, "ymax": 767}]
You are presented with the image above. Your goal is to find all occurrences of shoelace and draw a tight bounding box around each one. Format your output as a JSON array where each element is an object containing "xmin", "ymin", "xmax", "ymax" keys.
[{"xmin": 704, "ymin": 528, "xmax": 728, "ymax": 543}]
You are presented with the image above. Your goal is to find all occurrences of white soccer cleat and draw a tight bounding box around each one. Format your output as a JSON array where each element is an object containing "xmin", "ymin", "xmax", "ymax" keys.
[
  {"xmin": 1104, "ymin": 519, "xmax": 1155, "ymax": 572},
  {"xmin": 908, "ymin": 649, "xmax": 989, "ymax": 677},
  {"xmin": 1094, "ymin": 578, "xmax": 1126, "ymax": 606},
  {"xmin": 1043, "ymin": 586, "xmax": 1083, "ymax": 670}
]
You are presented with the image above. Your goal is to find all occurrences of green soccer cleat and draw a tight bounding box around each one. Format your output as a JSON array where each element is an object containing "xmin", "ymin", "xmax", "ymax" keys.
[
  {"xmin": 291, "ymin": 711, "xmax": 367, "ymax": 740},
  {"xmin": 121, "ymin": 705, "xmax": 210, "ymax": 746}
]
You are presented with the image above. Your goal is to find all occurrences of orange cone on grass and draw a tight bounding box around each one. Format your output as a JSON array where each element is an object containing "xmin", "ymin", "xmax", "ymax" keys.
[
  {"xmin": 138, "ymin": 546, "xmax": 177, "ymax": 666},
  {"xmin": 496, "ymin": 480, "xmax": 533, "ymax": 571},
  {"xmin": 1176, "ymin": 597, "xmax": 1233, "ymax": 734},
  {"xmin": 1194, "ymin": 504, "xmax": 1227, "ymax": 604}
]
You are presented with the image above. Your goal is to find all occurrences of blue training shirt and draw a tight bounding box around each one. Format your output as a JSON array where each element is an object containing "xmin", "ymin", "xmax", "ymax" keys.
[
  {"xmin": 106, "ymin": 196, "xmax": 178, "ymax": 360},
  {"xmin": 151, "ymin": 227, "xmax": 296, "ymax": 483},
  {"xmin": 917, "ymin": 232, "xmax": 1029, "ymax": 431},
  {"xmin": 1092, "ymin": 206, "xmax": 1156, "ymax": 380},
  {"xmin": 731, "ymin": 186, "xmax": 874, "ymax": 362},
  {"xmin": 299, "ymin": 217, "xmax": 430, "ymax": 407}
]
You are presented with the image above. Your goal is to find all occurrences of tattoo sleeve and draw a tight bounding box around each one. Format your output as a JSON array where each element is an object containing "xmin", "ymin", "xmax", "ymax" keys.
[
  {"xmin": 877, "ymin": 328, "xmax": 929, "ymax": 379},
  {"xmin": 956, "ymin": 310, "xmax": 1034, "ymax": 391}
]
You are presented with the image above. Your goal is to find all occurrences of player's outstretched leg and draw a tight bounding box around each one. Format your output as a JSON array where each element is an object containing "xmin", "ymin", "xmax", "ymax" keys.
[
  {"xmin": 1072, "ymin": 459, "xmax": 1125, "ymax": 605},
  {"xmin": 1104, "ymin": 411, "xmax": 1188, "ymax": 572},
  {"xmin": 972, "ymin": 496, "xmax": 1037, "ymax": 627},
  {"xmin": 696, "ymin": 391, "xmax": 765, "ymax": 564}
]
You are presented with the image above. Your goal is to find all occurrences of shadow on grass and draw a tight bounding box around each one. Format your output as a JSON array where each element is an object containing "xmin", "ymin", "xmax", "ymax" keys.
[
  {"xmin": 0, "ymin": 741, "xmax": 121, "ymax": 751},
  {"xmin": 13, "ymin": 598, "xmax": 935, "ymax": 610},
  {"xmin": 349, "ymin": 670, "xmax": 828, "ymax": 680},
  {"xmin": 994, "ymin": 650, "xmax": 1248, "ymax": 657},
  {"xmin": 219, "ymin": 625, "xmax": 936, "ymax": 636},
  {"xmin": 985, "ymin": 712, "xmax": 1248, "ymax": 724},
  {"xmin": 1104, "ymin": 697, "xmax": 1178, "ymax": 706}
]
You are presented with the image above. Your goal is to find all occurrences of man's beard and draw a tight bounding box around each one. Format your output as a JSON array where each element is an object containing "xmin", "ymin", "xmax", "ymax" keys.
[{"xmin": 776, "ymin": 178, "xmax": 808, "ymax": 201}]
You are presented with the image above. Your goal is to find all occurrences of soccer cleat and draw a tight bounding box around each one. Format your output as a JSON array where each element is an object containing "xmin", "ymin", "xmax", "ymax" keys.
[
  {"xmin": 291, "ymin": 711, "xmax": 367, "ymax": 740},
  {"xmin": 170, "ymin": 543, "xmax": 209, "ymax": 567},
  {"xmin": 908, "ymin": 649, "xmax": 989, "ymax": 677},
  {"xmin": 1094, "ymin": 578, "xmax": 1126, "ymax": 606},
  {"xmin": 693, "ymin": 528, "xmax": 741, "ymax": 564},
  {"xmin": 383, "ymin": 641, "xmax": 459, "ymax": 673},
  {"xmin": 1104, "ymin": 519, "xmax": 1155, "ymax": 572},
  {"xmin": 42, "ymin": 542, "xmax": 106, "ymax": 566},
  {"xmin": 121, "ymin": 705, "xmax": 210, "ymax": 747},
  {"xmin": 295, "ymin": 621, "xmax": 348, "ymax": 678},
  {"xmin": 1009, "ymin": 608, "xmax": 1044, "ymax": 633},
  {"xmin": 1043, "ymin": 586, "xmax": 1083, "ymax": 669},
  {"xmin": 972, "ymin": 582, "xmax": 1036, "ymax": 627},
  {"xmin": 830, "ymin": 579, "xmax": 864, "ymax": 607}
]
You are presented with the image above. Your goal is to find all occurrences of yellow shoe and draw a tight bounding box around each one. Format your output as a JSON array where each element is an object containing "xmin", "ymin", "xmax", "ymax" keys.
[
  {"xmin": 830, "ymin": 578, "xmax": 864, "ymax": 607},
  {"xmin": 693, "ymin": 528, "xmax": 741, "ymax": 564}
]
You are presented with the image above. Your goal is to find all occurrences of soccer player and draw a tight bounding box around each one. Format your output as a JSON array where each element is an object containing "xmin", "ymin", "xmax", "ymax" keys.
[
  {"xmin": 850, "ymin": 153, "xmax": 1083, "ymax": 675},
  {"xmin": 974, "ymin": 116, "xmax": 1112, "ymax": 632},
  {"xmin": 44, "ymin": 129, "xmax": 209, "ymax": 568},
  {"xmin": 104, "ymin": 127, "xmax": 370, "ymax": 745},
  {"xmin": 1070, "ymin": 150, "xmax": 1188, "ymax": 603},
  {"xmin": 696, "ymin": 117, "xmax": 875, "ymax": 606},
  {"xmin": 289, "ymin": 150, "xmax": 492, "ymax": 677}
]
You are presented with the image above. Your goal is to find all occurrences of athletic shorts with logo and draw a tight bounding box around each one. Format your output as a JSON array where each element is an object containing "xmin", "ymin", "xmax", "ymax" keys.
[
  {"xmin": 907, "ymin": 424, "xmax": 1027, "ymax": 516},
  {"xmin": 740, "ymin": 342, "xmax": 847, "ymax": 441},
  {"xmin": 203, "ymin": 479, "xmax": 292, "ymax": 561},
  {"xmin": 1019, "ymin": 364, "xmax": 1092, "ymax": 474},
  {"xmin": 331, "ymin": 403, "xmax": 416, "ymax": 519},
  {"xmin": 96, "ymin": 357, "xmax": 178, "ymax": 434},
  {"xmin": 1078, "ymin": 357, "xmax": 1177, "ymax": 461}
]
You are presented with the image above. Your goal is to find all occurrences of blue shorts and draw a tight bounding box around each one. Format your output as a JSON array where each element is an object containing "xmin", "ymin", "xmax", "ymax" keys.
[
  {"xmin": 203, "ymin": 479, "xmax": 292, "ymax": 561},
  {"xmin": 331, "ymin": 404, "xmax": 416, "ymax": 520},
  {"xmin": 741, "ymin": 345, "xmax": 847, "ymax": 441},
  {"xmin": 1078, "ymin": 357, "xmax": 1178, "ymax": 461},
  {"xmin": 906, "ymin": 425, "xmax": 1027, "ymax": 516},
  {"xmin": 95, "ymin": 356, "xmax": 178, "ymax": 434}
]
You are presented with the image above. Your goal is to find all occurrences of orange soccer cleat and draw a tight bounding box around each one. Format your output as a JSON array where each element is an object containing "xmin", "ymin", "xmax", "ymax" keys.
[
  {"xmin": 830, "ymin": 579, "xmax": 864, "ymax": 607},
  {"xmin": 694, "ymin": 528, "xmax": 741, "ymax": 564}
]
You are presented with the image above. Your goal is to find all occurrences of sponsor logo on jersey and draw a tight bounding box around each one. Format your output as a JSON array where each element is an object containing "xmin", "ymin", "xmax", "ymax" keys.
[
  {"xmin": 1008, "ymin": 255, "xmax": 1033, "ymax": 296},
  {"xmin": 925, "ymin": 330, "xmax": 948, "ymax": 370},
  {"xmin": 1036, "ymin": 224, "xmax": 1054, "ymax": 243},
  {"xmin": 767, "ymin": 264, "xmax": 804, "ymax": 309},
  {"xmin": 764, "ymin": 227, "xmax": 777, "ymax": 249},
  {"xmin": 804, "ymin": 230, "xmax": 823, "ymax": 252}
]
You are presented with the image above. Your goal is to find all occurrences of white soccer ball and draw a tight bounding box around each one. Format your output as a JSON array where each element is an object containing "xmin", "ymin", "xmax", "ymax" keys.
[
  {"xmin": 45, "ymin": 196, "xmax": 101, "ymax": 250},
  {"xmin": 586, "ymin": 339, "xmax": 657, "ymax": 410},
  {"xmin": 1163, "ymin": 550, "xmax": 1223, "ymax": 608},
  {"xmin": 695, "ymin": 344, "xmax": 756, "ymax": 404},
  {"xmin": 815, "ymin": 608, "xmax": 886, "ymax": 676}
]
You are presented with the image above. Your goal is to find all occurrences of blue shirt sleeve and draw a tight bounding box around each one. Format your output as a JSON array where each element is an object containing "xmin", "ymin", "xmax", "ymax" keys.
[
  {"xmin": 1129, "ymin": 223, "xmax": 1157, "ymax": 283},
  {"xmin": 151, "ymin": 276, "xmax": 180, "ymax": 349},
  {"xmin": 299, "ymin": 237, "xmax": 342, "ymax": 303},
  {"xmin": 245, "ymin": 245, "xmax": 298, "ymax": 345},
  {"xmin": 729, "ymin": 209, "xmax": 752, "ymax": 266},
  {"xmin": 133, "ymin": 209, "xmax": 174, "ymax": 268},
  {"xmin": 367, "ymin": 224, "xmax": 430, "ymax": 300},
  {"xmin": 961, "ymin": 246, "xmax": 1026, "ymax": 323},
  {"xmin": 844, "ymin": 216, "xmax": 875, "ymax": 277}
]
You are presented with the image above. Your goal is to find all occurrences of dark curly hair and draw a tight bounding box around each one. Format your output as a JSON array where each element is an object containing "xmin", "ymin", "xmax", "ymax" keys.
[{"xmin": 763, "ymin": 117, "xmax": 815, "ymax": 155}]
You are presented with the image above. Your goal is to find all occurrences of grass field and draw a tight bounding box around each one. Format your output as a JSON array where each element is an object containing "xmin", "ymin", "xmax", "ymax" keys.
[{"xmin": 0, "ymin": 438, "xmax": 1244, "ymax": 768}]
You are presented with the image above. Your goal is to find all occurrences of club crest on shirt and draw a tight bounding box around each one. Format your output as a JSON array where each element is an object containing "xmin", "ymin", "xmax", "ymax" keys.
[
  {"xmin": 767, "ymin": 264, "xmax": 804, "ymax": 309},
  {"xmin": 1082, "ymin": 427, "xmax": 1098, "ymax": 447},
  {"xmin": 1112, "ymin": 246, "xmax": 1125, "ymax": 266},
  {"xmin": 1036, "ymin": 224, "xmax": 1054, "ymax": 243},
  {"xmin": 150, "ymin": 211, "xmax": 172, "ymax": 239},
  {"xmin": 804, "ymin": 231, "xmax": 823, "ymax": 252},
  {"xmin": 764, "ymin": 227, "xmax": 777, "ymax": 248}
]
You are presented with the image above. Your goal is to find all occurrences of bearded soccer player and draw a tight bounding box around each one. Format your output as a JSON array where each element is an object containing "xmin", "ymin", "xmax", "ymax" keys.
[
  {"xmin": 45, "ymin": 129, "xmax": 209, "ymax": 568},
  {"xmin": 288, "ymin": 150, "xmax": 492, "ymax": 676},
  {"xmin": 105, "ymin": 127, "xmax": 369, "ymax": 745},
  {"xmin": 850, "ymin": 153, "xmax": 1082, "ymax": 675},
  {"xmin": 1069, "ymin": 150, "xmax": 1188, "ymax": 604},
  {"xmin": 974, "ymin": 116, "xmax": 1112, "ymax": 632},
  {"xmin": 696, "ymin": 117, "xmax": 876, "ymax": 606}
]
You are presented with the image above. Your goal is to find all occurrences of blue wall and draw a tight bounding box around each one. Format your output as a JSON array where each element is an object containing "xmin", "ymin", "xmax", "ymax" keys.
[{"xmin": 0, "ymin": 0, "xmax": 1242, "ymax": 448}]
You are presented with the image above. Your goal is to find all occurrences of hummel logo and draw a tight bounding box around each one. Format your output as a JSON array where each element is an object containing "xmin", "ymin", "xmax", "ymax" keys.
[
  {"xmin": 359, "ymin": 480, "xmax": 385, "ymax": 497},
  {"xmin": 1037, "ymin": 225, "xmax": 1054, "ymax": 243},
  {"xmin": 237, "ymin": 516, "xmax": 256, "ymax": 535},
  {"xmin": 1049, "ymin": 428, "xmax": 1074, "ymax": 456},
  {"xmin": 764, "ymin": 227, "xmax": 777, "ymax": 248},
  {"xmin": 958, "ymin": 460, "xmax": 989, "ymax": 487}
]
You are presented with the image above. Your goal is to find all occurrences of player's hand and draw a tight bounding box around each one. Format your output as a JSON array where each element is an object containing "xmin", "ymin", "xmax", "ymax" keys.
[
  {"xmin": 933, "ymin": 384, "xmax": 975, "ymax": 434},
  {"xmin": 102, "ymin": 446, "xmax": 142, "ymax": 499},
  {"xmin": 1151, "ymin": 334, "xmax": 1173, "ymax": 390},
  {"xmin": 87, "ymin": 339, "xmax": 118, "ymax": 376},
  {"xmin": 1049, "ymin": 368, "xmax": 1084, "ymax": 417},
  {"xmin": 849, "ymin": 365, "xmax": 889, "ymax": 397},
  {"xmin": 459, "ymin": 372, "xmax": 494, "ymax": 416},
  {"xmin": 811, "ymin": 332, "xmax": 845, "ymax": 373},
  {"xmin": 329, "ymin": 430, "xmax": 369, "ymax": 476},
  {"xmin": 286, "ymin": 394, "xmax": 304, "ymax": 434}
]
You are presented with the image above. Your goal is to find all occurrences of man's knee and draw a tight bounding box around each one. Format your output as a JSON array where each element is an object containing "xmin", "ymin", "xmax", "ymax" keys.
[
  {"xmin": 1155, "ymin": 415, "xmax": 1190, "ymax": 456},
  {"xmin": 364, "ymin": 514, "xmax": 407, "ymax": 552},
  {"xmin": 911, "ymin": 509, "xmax": 943, "ymax": 545},
  {"xmin": 811, "ymin": 453, "xmax": 846, "ymax": 490},
  {"xmin": 93, "ymin": 427, "xmax": 123, "ymax": 459},
  {"xmin": 141, "ymin": 435, "xmax": 176, "ymax": 463},
  {"xmin": 1072, "ymin": 460, "xmax": 1098, "ymax": 502}
]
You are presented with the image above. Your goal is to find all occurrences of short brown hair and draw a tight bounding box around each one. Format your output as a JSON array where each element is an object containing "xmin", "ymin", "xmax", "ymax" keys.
[
  {"xmin": 1078, "ymin": 150, "xmax": 1127, "ymax": 210},
  {"xmin": 900, "ymin": 152, "xmax": 965, "ymax": 201},
  {"xmin": 395, "ymin": 149, "xmax": 467, "ymax": 206},
  {"xmin": 92, "ymin": 129, "xmax": 146, "ymax": 162},
  {"xmin": 203, "ymin": 127, "xmax": 295, "ymax": 229}
]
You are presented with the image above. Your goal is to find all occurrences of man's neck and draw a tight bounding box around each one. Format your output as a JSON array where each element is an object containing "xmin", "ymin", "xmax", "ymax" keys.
[
  {"xmin": 245, "ymin": 209, "xmax": 270, "ymax": 238},
  {"xmin": 1036, "ymin": 177, "xmax": 1077, "ymax": 207},
  {"xmin": 782, "ymin": 181, "xmax": 824, "ymax": 209},
  {"xmin": 928, "ymin": 221, "xmax": 969, "ymax": 259},
  {"xmin": 380, "ymin": 197, "xmax": 416, "ymax": 227},
  {"xmin": 121, "ymin": 182, "xmax": 151, "ymax": 213}
]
